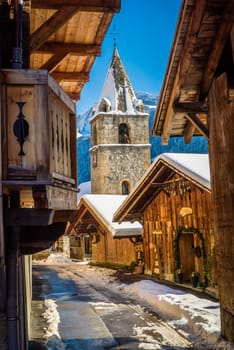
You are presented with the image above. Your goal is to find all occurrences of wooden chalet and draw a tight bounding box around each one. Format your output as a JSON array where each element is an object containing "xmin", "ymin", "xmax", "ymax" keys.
[
  {"xmin": 113, "ymin": 153, "xmax": 217, "ymax": 291},
  {"xmin": 70, "ymin": 194, "xmax": 143, "ymax": 267},
  {"xmin": 0, "ymin": 1, "xmax": 120, "ymax": 349},
  {"xmin": 151, "ymin": 0, "xmax": 233, "ymax": 342}
]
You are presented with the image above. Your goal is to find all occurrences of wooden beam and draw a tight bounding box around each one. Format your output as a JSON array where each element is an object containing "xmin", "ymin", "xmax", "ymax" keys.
[
  {"xmin": 51, "ymin": 72, "xmax": 89, "ymax": 82},
  {"xmin": 48, "ymin": 75, "xmax": 76, "ymax": 111},
  {"xmin": 67, "ymin": 91, "xmax": 81, "ymax": 101},
  {"xmin": 208, "ymin": 73, "xmax": 234, "ymax": 341},
  {"xmin": 76, "ymin": 224, "xmax": 97, "ymax": 234},
  {"xmin": 160, "ymin": 0, "xmax": 206, "ymax": 143},
  {"xmin": 173, "ymin": 101, "xmax": 208, "ymax": 114},
  {"xmin": 77, "ymin": 206, "xmax": 87, "ymax": 222},
  {"xmin": 76, "ymin": 229, "xmax": 97, "ymax": 234},
  {"xmin": 184, "ymin": 121, "xmax": 196, "ymax": 144},
  {"xmin": 177, "ymin": 0, "xmax": 206, "ymax": 81},
  {"xmin": 30, "ymin": 6, "xmax": 79, "ymax": 51},
  {"xmin": 66, "ymin": 205, "xmax": 87, "ymax": 234},
  {"xmin": 31, "ymin": 0, "xmax": 121, "ymax": 12},
  {"xmin": 52, "ymin": 210, "xmax": 78, "ymax": 223},
  {"xmin": 81, "ymin": 217, "xmax": 97, "ymax": 225},
  {"xmin": 126, "ymin": 213, "xmax": 142, "ymax": 221},
  {"xmin": 94, "ymin": 11, "xmax": 114, "ymax": 44},
  {"xmin": 185, "ymin": 113, "xmax": 209, "ymax": 139},
  {"xmin": 150, "ymin": 182, "xmax": 166, "ymax": 188},
  {"xmin": 36, "ymin": 43, "xmax": 101, "ymax": 56},
  {"xmin": 38, "ymin": 52, "xmax": 68, "ymax": 72},
  {"xmin": 1, "ymin": 69, "xmax": 48, "ymax": 85},
  {"xmin": 4, "ymin": 208, "xmax": 54, "ymax": 226},
  {"xmin": 4, "ymin": 208, "xmax": 78, "ymax": 226},
  {"xmin": 200, "ymin": 0, "xmax": 234, "ymax": 98},
  {"xmin": 52, "ymin": 172, "xmax": 76, "ymax": 185}
]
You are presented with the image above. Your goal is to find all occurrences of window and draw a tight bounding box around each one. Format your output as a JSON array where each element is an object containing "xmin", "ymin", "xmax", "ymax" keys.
[
  {"xmin": 122, "ymin": 181, "xmax": 129, "ymax": 195},
  {"xmin": 119, "ymin": 123, "xmax": 130, "ymax": 144}
]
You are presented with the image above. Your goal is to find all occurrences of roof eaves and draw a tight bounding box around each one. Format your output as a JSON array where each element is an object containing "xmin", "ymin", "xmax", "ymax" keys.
[
  {"xmin": 160, "ymin": 154, "xmax": 211, "ymax": 191},
  {"xmin": 152, "ymin": 0, "xmax": 187, "ymax": 137},
  {"xmin": 113, "ymin": 156, "xmax": 166, "ymax": 223},
  {"xmin": 113, "ymin": 152, "xmax": 211, "ymax": 223}
]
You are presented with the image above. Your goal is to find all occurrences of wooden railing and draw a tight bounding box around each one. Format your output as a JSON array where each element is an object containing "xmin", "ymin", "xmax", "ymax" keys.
[{"xmin": 1, "ymin": 69, "xmax": 77, "ymax": 188}]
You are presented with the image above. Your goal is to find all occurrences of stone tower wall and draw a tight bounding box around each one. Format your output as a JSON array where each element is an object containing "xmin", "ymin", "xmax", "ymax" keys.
[
  {"xmin": 91, "ymin": 145, "xmax": 150, "ymax": 194},
  {"xmin": 91, "ymin": 113, "xmax": 149, "ymax": 146}
]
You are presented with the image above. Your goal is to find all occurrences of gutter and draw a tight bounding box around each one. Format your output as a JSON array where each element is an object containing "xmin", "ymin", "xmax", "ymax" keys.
[{"xmin": 6, "ymin": 226, "xmax": 20, "ymax": 350}]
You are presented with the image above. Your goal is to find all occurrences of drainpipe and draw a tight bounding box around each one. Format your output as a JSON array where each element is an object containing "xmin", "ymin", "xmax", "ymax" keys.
[
  {"xmin": 12, "ymin": 0, "xmax": 23, "ymax": 69},
  {"xmin": 6, "ymin": 226, "xmax": 20, "ymax": 350}
]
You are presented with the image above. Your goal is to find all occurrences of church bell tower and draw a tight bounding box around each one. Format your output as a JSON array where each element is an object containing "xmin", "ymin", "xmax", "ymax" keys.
[{"xmin": 90, "ymin": 47, "xmax": 151, "ymax": 194}]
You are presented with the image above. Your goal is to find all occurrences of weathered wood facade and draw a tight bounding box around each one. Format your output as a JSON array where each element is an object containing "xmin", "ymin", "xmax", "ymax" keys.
[
  {"xmin": 70, "ymin": 194, "xmax": 142, "ymax": 267},
  {"xmin": 143, "ymin": 175, "xmax": 215, "ymax": 286},
  {"xmin": 114, "ymin": 153, "xmax": 217, "ymax": 291},
  {"xmin": 92, "ymin": 228, "xmax": 138, "ymax": 266},
  {"xmin": 70, "ymin": 235, "xmax": 90, "ymax": 260},
  {"xmin": 151, "ymin": 0, "xmax": 234, "ymax": 341}
]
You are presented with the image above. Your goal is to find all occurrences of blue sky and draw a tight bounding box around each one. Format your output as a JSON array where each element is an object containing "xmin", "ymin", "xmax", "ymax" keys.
[{"xmin": 77, "ymin": 0, "xmax": 182, "ymax": 114}]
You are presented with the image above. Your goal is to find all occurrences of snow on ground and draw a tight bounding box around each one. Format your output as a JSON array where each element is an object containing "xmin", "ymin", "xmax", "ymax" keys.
[
  {"xmin": 122, "ymin": 280, "xmax": 220, "ymax": 345},
  {"xmin": 34, "ymin": 254, "xmax": 234, "ymax": 350}
]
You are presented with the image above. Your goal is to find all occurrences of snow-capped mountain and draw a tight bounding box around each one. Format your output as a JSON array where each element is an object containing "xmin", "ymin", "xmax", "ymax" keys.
[
  {"xmin": 136, "ymin": 91, "xmax": 158, "ymax": 109},
  {"xmin": 135, "ymin": 91, "xmax": 158, "ymax": 131},
  {"xmin": 76, "ymin": 107, "xmax": 93, "ymax": 136}
]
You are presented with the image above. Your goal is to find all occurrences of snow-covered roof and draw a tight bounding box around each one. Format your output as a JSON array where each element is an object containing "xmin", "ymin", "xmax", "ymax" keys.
[
  {"xmin": 159, "ymin": 153, "xmax": 210, "ymax": 189},
  {"xmin": 92, "ymin": 47, "xmax": 146, "ymax": 116},
  {"xmin": 113, "ymin": 153, "xmax": 210, "ymax": 223},
  {"xmin": 81, "ymin": 194, "xmax": 142, "ymax": 238}
]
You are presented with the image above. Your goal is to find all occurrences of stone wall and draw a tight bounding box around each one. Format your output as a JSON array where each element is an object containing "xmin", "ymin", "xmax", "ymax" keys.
[
  {"xmin": 91, "ymin": 113, "xmax": 149, "ymax": 146},
  {"xmin": 91, "ymin": 144, "xmax": 150, "ymax": 194}
]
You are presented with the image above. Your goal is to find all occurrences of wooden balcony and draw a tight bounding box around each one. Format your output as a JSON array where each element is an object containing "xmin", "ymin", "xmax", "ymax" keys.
[{"xmin": 0, "ymin": 69, "xmax": 78, "ymax": 209}]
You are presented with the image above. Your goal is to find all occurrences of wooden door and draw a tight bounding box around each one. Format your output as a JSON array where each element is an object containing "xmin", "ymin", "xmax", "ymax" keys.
[{"xmin": 179, "ymin": 233, "xmax": 195, "ymax": 282}]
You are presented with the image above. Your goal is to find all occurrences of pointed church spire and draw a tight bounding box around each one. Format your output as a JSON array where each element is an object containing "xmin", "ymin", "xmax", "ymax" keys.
[{"xmin": 94, "ymin": 46, "xmax": 144, "ymax": 114}]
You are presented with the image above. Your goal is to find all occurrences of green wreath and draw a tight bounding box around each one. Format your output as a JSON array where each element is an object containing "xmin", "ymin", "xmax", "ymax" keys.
[{"xmin": 173, "ymin": 226, "xmax": 208, "ymax": 287}]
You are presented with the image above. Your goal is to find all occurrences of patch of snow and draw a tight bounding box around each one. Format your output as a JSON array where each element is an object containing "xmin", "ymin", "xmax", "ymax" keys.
[
  {"xmin": 45, "ymin": 254, "xmax": 73, "ymax": 265},
  {"xmin": 42, "ymin": 299, "xmax": 61, "ymax": 340},
  {"xmin": 122, "ymin": 280, "xmax": 220, "ymax": 345},
  {"xmin": 33, "ymin": 254, "xmax": 90, "ymax": 265},
  {"xmin": 78, "ymin": 181, "xmax": 91, "ymax": 200}
]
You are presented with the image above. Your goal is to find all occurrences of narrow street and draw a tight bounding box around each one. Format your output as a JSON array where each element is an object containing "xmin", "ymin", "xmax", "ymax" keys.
[{"xmin": 29, "ymin": 260, "xmax": 214, "ymax": 350}]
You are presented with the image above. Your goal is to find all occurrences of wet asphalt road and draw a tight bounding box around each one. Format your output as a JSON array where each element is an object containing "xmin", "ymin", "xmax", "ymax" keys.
[{"xmin": 30, "ymin": 263, "xmax": 206, "ymax": 350}]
